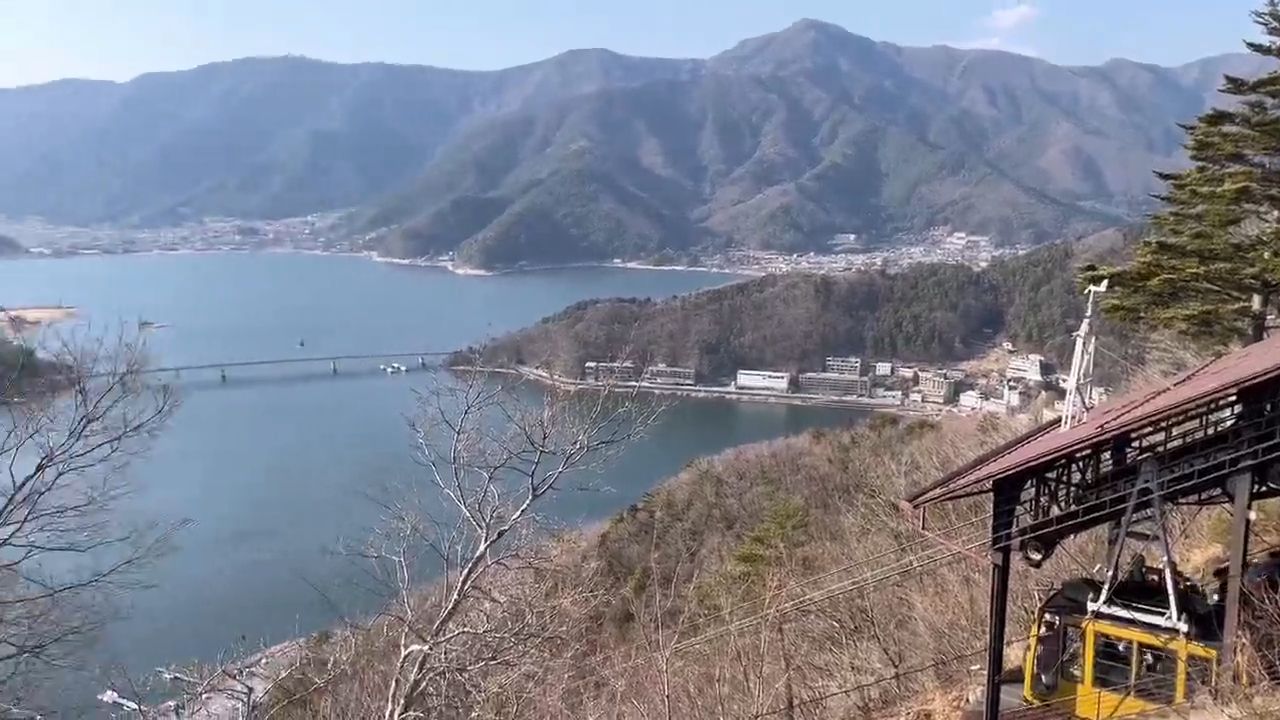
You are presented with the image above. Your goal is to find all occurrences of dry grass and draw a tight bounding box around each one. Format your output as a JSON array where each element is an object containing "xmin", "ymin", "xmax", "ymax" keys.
[
  {"xmin": 0, "ymin": 306, "xmax": 76, "ymax": 338},
  {"xmin": 261, "ymin": 340, "xmax": 1272, "ymax": 719},
  {"xmin": 262, "ymin": 414, "xmax": 1070, "ymax": 718},
  {"xmin": 957, "ymin": 346, "xmax": 1017, "ymax": 381}
]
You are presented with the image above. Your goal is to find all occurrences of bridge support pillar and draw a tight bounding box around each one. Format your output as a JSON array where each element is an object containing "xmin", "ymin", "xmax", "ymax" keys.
[
  {"xmin": 331, "ymin": 360, "xmax": 338, "ymax": 375},
  {"xmin": 418, "ymin": 356, "xmax": 426, "ymax": 369},
  {"xmin": 220, "ymin": 369, "xmax": 227, "ymax": 383}
]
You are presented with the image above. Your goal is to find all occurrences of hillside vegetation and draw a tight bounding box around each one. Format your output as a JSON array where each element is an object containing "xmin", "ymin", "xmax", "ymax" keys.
[
  {"xmin": 0, "ymin": 340, "xmax": 47, "ymax": 399},
  {"xmin": 263, "ymin": 360, "xmax": 1280, "ymax": 719},
  {"xmin": 0, "ymin": 55, "xmax": 698, "ymax": 227},
  {"xmin": 0, "ymin": 22, "xmax": 1269, "ymax": 267},
  {"xmin": 267, "ymin": 415, "xmax": 1055, "ymax": 718},
  {"xmin": 467, "ymin": 236, "xmax": 1132, "ymax": 378},
  {"xmin": 369, "ymin": 24, "xmax": 1259, "ymax": 268}
]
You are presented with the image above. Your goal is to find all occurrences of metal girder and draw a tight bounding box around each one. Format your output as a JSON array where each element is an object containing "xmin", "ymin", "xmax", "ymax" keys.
[{"xmin": 1002, "ymin": 380, "xmax": 1280, "ymax": 548}]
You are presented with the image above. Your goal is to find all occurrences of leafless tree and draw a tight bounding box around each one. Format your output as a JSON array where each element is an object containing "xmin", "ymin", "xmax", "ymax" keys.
[
  {"xmin": 361, "ymin": 368, "xmax": 660, "ymax": 720},
  {"xmin": 0, "ymin": 329, "xmax": 180, "ymax": 707},
  {"xmin": 617, "ymin": 529, "xmax": 700, "ymax": 720},
  {"xmin": 92, "ymin": 630, "xmax": 360, "ymax": 720}
]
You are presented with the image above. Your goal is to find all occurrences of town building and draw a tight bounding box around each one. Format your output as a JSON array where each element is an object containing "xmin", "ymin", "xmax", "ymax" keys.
[
  {"xmin": 583, "ymin": 361, "xmax": 637, "ymax": 383},
  {"xmin": 873, "ymin": 361, "xmax": 894, "ymax": 377},
  {"xmin": 896, "ymin": 366, "xmax": 919, "ymax": 381},
  {"xmin": 735, "ymin": 370, "xmax": 792, "ymax": 393},
  {"xmin": 960, "ymin": 383, "xmax": 1024, "ymax": 414},
  {"xmin": 641, "ymin": 364, "xmax": 696, "ymax": 386},
  {"xmin": 920, "ymin": 374, "xmax": 957, "ymax": 404},
  {"xmin": 798, "ymin": 372, "xmax": 871, "ymax": 397},
  {"xmin": 824, "ymin": 356, "xmax": 862, "ymax": 376},
  {"xmin": 1090, "ymin": 386, "xmax": 1111, "ymax": 406},
  {"xmin": 1006, "ymin": 353, "xmax": 1046, "ymax": 382},
  {"xmin": 1005, "ymin": 386, "xmax": 1024, "ymax": 410},
  {"xmin": 959, "ymin": 389, "xmax": 985, "ymax": 410}
]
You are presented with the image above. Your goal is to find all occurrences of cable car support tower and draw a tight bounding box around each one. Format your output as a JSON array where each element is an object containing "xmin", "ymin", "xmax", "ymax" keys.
[
  {"xmin": 1060, "ymin": 279, "xmax": 1107, "ymax": 432},
  {"xmin": 905, "ymin": 282, "xmax": 1280, "ymax": 720}
]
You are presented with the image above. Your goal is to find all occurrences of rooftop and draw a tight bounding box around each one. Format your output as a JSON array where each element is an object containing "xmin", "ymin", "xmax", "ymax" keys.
[{"xmin": 905, "ymin": 332, "xmax": 1280, "ymax": 509}]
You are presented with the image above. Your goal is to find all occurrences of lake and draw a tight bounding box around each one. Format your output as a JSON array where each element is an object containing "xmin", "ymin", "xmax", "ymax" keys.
[{"xmin": 0, "ymin": 252, "xmax": 865, "ymax": 712}]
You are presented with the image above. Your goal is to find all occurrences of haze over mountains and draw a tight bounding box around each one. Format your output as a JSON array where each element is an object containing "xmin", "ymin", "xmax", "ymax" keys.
[{"xmin": 0, "ymin": 20, "xmax": 1267, "ymax": 268}]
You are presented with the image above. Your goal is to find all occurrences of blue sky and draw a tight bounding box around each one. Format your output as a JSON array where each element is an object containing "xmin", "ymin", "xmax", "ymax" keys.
[{"xmin": 0, "ymin": 0, "xmax": 1264, "ymax": 88}]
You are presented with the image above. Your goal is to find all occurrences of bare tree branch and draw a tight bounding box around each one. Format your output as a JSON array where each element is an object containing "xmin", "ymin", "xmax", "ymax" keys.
[
  {"xmin": 0, "ymin": 327, "xmax": 180, "ymax": 710},
  {"xmin": 363, "ymin": 369, "xmax": 659, "ymax": 720}
]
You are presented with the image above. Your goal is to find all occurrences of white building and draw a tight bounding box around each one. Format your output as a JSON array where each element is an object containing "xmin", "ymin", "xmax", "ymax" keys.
[
  {"xmin": 873, "ymin": 361, "xmax": 894, "ymax": 377},
  {"xmin": 920, "ymin": 375, "xmax": 957, "ymax": 404},
  {"xmin": 798, "ymin": 372, "xmax": 870, "ymax": 397},
  {"xmin": 824, "ymin": 356, "xmax": 862, "ymax": 376},
  {"xmin": 961, "ymin": 388, "xmax": 1021, "ymax": 414},
  {"xmin": 1090, "ymin": 386, "xmax": 1111, "ymax": 406},
  {"xmin": 1005, "ymin": 386, "xmax": 1024, "ymax": 410},
  {"xmin": 736, "ymin": 370, "xmax": 791, "ymax": 393},
  {"xmin": 1006, "ymin": 353, "xmax": 1046, "ymax": 382},
  {"xmin": 642, "ymin": 364, "xmax": 696, "ymax": 386},
  {"xmin": 584, "ymin": 361, "xmax": 638, "ymax": 383},
  {"xmin": 962, "ymin": 383, "xmax": 1025, "ymax": 414}
]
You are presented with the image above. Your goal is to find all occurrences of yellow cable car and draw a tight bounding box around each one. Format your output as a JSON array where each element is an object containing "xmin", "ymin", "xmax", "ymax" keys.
[{"xmin": 1023, "ymin": 574, "xmax": 1220, "ymax": 718}]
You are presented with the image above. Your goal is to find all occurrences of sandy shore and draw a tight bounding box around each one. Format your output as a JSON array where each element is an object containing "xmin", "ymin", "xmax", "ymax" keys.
[
  {"xmin": 372, "ymin": 254, "xmax": 760, "ymax": 278},
  {"xmin": 21, "ymin": 245, "xmax": 763, "ymax": 279},
  {"xmin": 1, "ymin": 306, "xmax": 77, "ymax": 337}
]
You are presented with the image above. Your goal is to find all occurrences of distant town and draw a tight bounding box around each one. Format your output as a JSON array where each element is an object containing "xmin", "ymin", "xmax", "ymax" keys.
[
  {"xmin": 0, "ymin": 213, "xmax": 359, "ymax": 257},
  {"xmin": 4, "ymin": 211, "xmax": 1069, "ymax": 419},
  {"xmin": 707, "ymin": 227, "xmax": 1029, "ymax": 274},
  {"xmin": 533, "ymin": 344, "xmax": 1107, "ymax": 421},
  {"xmin": 0, "ymin": 214, "xmax": 1030, "ymax": 275}
]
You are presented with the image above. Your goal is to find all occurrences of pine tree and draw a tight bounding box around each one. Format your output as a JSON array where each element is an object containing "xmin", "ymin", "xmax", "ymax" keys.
[{"xmin": 1086, "ymin": 0, "xmax": 1280, "ymax": 346}]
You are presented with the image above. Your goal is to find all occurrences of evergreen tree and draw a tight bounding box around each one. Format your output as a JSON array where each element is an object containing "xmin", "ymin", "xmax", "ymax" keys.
[{"xmin": 1086, "ymin": 0, "xmax": 1280, "ymax": 346}]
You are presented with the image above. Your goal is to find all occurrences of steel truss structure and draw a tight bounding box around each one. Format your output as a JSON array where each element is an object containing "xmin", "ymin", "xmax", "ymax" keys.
[{"xmin": 906, "ymin": 335, "xmax": 1280, "ymax": 720}]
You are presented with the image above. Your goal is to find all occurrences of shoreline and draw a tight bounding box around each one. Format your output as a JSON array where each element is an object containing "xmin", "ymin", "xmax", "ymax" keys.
[
  {"xmin": 370, "ymin": 254, "xmax": 763, "ymax": 278},
  {"xmin": 8, "ymin": 246, "xmax": 762, "ymax": 279},
  {"xmin": 1, "ymin": 305, "xmax": 78, "ymax": 338},
  {"xmin": 458, "ymin": 364, "xmax": 942, "ymax": 417}
]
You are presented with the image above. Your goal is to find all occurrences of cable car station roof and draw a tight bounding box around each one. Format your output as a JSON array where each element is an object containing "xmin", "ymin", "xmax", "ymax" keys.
[{"xmin": 905, "ymin": 333, "xmax": 1280, "ymax": 545}]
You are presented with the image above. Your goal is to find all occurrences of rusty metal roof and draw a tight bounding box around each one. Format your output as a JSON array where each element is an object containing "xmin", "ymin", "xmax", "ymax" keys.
[{"xmin": 905, "ymin": 333, "xmax": 1280, "ymax": 508}]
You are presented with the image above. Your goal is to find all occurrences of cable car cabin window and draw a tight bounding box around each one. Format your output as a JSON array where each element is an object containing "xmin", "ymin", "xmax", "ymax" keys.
[
  {"xmin": 1133, "ymin": 644, "xmax": 1177, "ymax": 705},
  {"xmin": 1092, "ymin": 634, "xmax": 1134, "ymax": 690},
  {"xmin": 1031, "ymin": 620, "xmax": 1084, "ymax": 696},
  {"xmin": 1061, "ymin": 625, "xmax": 1084, "ymax": 682},
  {"xmin": 1031, "ymin": 618, "xmax": 1061, "ymax": 695}
]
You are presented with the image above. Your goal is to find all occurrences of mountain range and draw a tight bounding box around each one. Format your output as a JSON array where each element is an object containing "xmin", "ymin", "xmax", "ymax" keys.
[{"xmin": 0, "ymin": 21, "xmax": 1269, "ymax": 268}]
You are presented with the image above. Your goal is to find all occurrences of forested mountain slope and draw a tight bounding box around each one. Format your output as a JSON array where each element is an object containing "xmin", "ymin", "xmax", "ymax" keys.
[
  {"xmin": 369, "ymin": 23, "xmax": 1266, "ymax": 267},
  {"xmin": 469, "ymin": 229, "xmax": 1141, "ymax": 378},
  {"xmin": 0, "ymin": 53, "xmax": 699, "ymax": 225},
  {"xmin": 0, "ymin": 21, "xmax": 1267, "ymax": 267}
]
